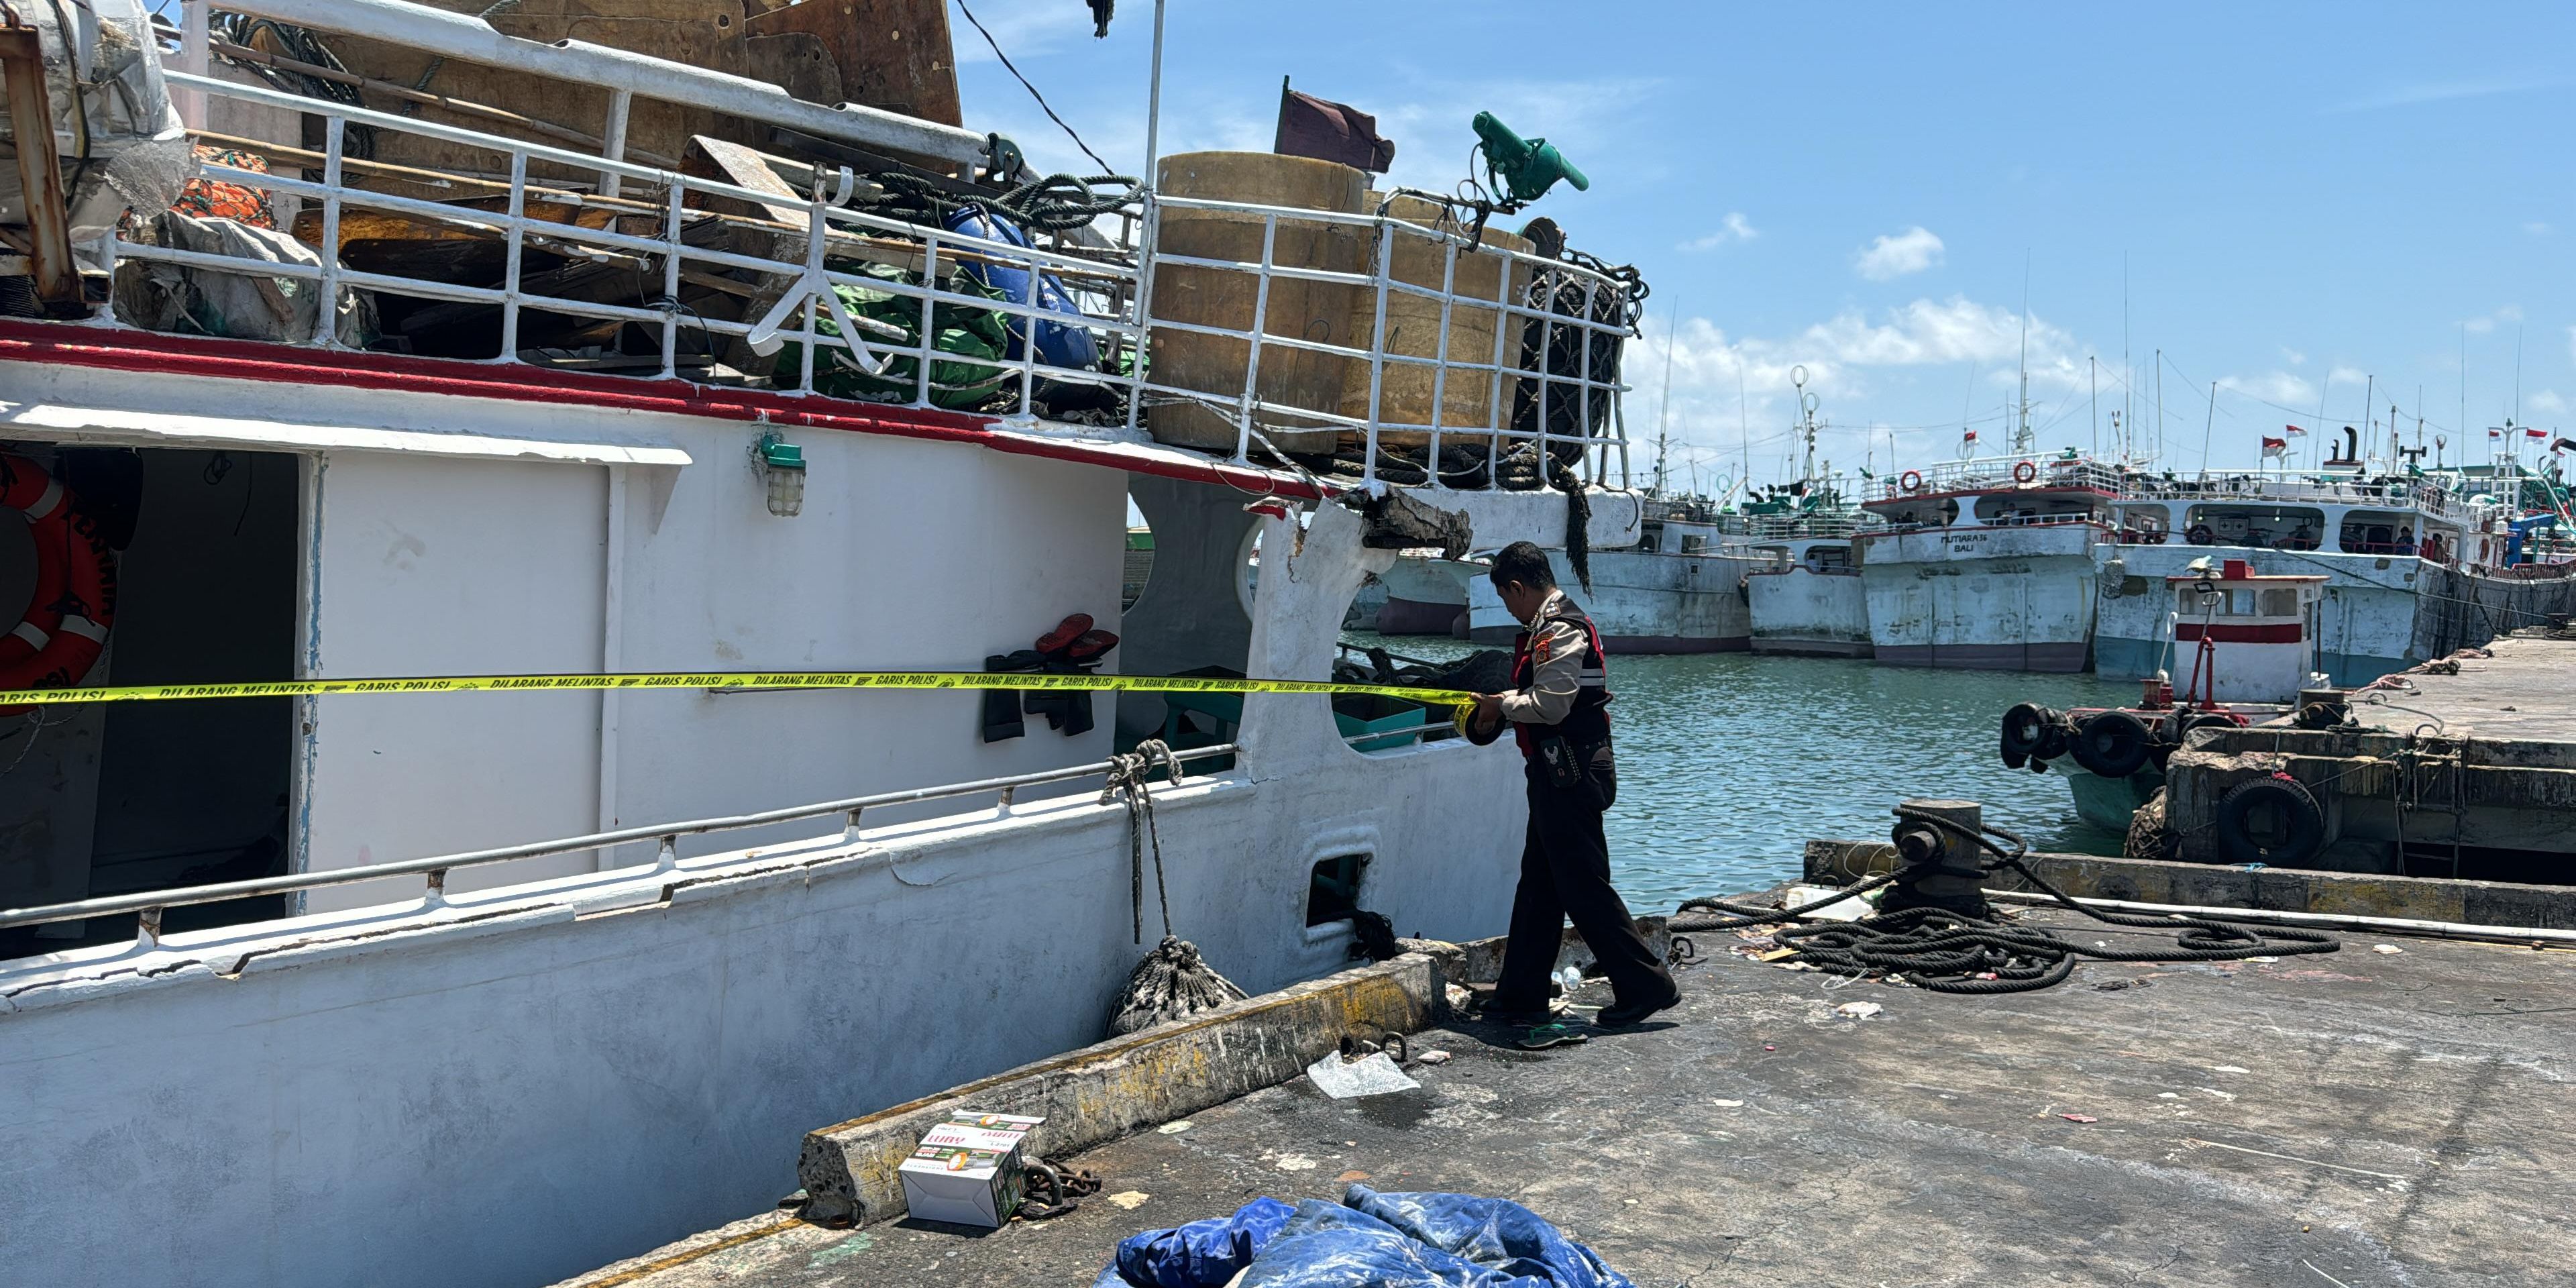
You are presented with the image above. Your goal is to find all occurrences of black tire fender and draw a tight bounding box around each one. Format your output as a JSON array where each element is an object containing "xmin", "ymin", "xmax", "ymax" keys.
[
  {"xmin": 2069, "ymin": 710, "xmax": 2153, "ymax": 778},
  {"xmin": 1999, "ymin": 702, "xmax": 2052, "ymax": 767},
  {"xmin": 2214, "ymin": 776, "xmax": 2326, "ymax": 866}
]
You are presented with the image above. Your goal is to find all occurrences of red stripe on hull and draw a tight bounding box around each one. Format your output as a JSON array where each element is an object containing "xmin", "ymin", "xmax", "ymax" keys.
[
  {"xmin": 1874, "ymin": 641, "xmax": 2090, "ymax": 672},
  {"xmin": 1751, "ymin": 637, "xmax": 1875, "ymax": 658},
  {"xmin": 0, "ymin": 321, "xmax": 1326, "ymax": 500},
  {"xmin": 2176, "ymin": 623, "xmax": 2304, "ymax": 643}
]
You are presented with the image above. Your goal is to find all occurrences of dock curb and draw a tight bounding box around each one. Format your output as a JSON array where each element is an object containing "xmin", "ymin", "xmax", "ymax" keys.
[
  {"xmin": 794, "ymin": 952, "xmax": 1443, "ymax": 1227},
  {"xmin": 1806, "ymin": 841, "xmax": 2576, "ymax": 930}
]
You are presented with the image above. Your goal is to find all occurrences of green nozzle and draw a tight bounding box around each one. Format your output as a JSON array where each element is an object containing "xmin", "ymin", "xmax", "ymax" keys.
[{"xmin": 1472, "ymin": 111, "xmax": 1589, "ymax": 203}]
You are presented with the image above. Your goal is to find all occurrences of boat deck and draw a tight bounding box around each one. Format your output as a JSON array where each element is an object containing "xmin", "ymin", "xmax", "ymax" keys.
[{"xmin": 566, "ymin": 906, "xmax": 2576, "ymax": 1287}]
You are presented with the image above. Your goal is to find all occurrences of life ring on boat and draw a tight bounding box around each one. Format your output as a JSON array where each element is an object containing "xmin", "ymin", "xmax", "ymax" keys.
[
  {"xmin": 0, "ymin": 455, "xmax": 117, "ymax": 695},
  {"xmin": 2213, "ymin": 775, "xmax": 2325, "ymax": 866},
  {"xmin": 2069, "ymin": 710, "xmax": 2153, "ymax": 779},
  {"xmin": 2012, "ymin": 460, "xmax": 2037, "ymax": 484},
  {"xmin": 1900, "ymin": 470, "xmax": 1923, "ymax": 494},
  {"xmin": 2186, "ymin": 524, "xmax": 2216, "ymax": 546}
]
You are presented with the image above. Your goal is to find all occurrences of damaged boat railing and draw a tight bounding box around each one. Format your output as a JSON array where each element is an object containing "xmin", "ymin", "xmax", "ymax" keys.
[
  {"xmin": 0, "ymin": 716, "xmax": 1469, "ymax": 945},
  {"xmin": 80, "ymin": 54, "xmax": 1631, "ymax": 492},
  {"xmin": 0, "ymin": 740, "xmax": 1234, "ymax": 943}
]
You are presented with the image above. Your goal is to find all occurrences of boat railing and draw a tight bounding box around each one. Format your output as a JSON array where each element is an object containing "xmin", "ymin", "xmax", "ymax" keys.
[
  {"xmin": 48, "ymin": 12, "xmax": 1632, "ymax": 494},
  {"xmin": 2119, "ymin": 473, "xmax": 2464, "ymax": 521},
  {"xmin": 1871, "ymin": 457, "xmax": 2127, "ymax": 500},
  {"xmin": 0, "ymin": 711, "xmax": 1468, "ymax": 945},
  {"xmin": 1716, "ymin": 511, "xmax": 1884, "ymax": 539}
]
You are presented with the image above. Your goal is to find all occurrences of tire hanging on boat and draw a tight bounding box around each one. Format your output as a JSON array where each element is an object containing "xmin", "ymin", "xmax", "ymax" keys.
[
  {"xmin": 1998, "ymin": 702, "xmax": 2053, "ymax": 768},
  {"xmin": 2068, "ymin": 710, "xmax": 2153, "ymax": 779}
]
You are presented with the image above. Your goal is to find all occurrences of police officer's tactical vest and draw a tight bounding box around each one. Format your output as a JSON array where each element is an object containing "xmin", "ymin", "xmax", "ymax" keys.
[{"xmin": 1509, "ymin": 604, "xmax": 1612, "ymax": 756}]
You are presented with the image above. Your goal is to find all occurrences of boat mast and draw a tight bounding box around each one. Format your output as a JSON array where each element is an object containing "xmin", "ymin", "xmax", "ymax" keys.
[{"xmin": 1652, "ymin": 302, "xmax": 1677, "ymax": 496}]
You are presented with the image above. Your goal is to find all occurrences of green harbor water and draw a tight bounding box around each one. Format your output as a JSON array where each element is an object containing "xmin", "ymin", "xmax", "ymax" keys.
[{"xmin": 1345, "ymin": 631, "xmax": 2140, "ymax": 914}]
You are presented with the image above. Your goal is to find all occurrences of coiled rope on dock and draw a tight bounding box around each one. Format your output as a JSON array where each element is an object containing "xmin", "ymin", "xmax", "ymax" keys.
[{"xmin": 1674, "ymin": 806, "xmax": 2340, "ymax": 994}]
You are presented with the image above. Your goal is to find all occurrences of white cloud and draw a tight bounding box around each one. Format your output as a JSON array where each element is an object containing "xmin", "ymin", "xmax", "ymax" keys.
[
  {"xmin": 2462, "ymin": 305, "xmax": 2525, "ymax": 336},
  {"xmin": 1679, "ymin": 212, "xmax": 1758, "ymax": 251},
  {"xmin": 2530, "ymin": 390, "xmax": 2569, "ymax": 415},
  {"xmin": 1853, "ymin": 227, "xmax": 1945, "ymax": 280},
  {"xmin": 2279, "ymin": 347, "xmax": 2306, "ymax": 366},
  {"xmin": 2217, "ymin": 371, "xmax": 2321, "ymax": 407},
  {"xmin": 950, "ymin": 0, "xmax": 1095, "ymax": 66},
  {"xmin": 2527, "ymin": 221, "xmax": 2555, "ymax": 237},
  {"xmin": 2327, "ymin": 365, "xmax": 2368, "ymax": 386},
  {"xmin": 2330, "ymin": 76, "xmax": 2562, "ymax": 113}
]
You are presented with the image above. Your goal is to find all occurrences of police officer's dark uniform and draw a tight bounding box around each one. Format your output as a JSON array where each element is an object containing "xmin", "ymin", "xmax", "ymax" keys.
[{"xmin": 1477, "ymin": 588, "xmax": 1678, "ymax": 1023}]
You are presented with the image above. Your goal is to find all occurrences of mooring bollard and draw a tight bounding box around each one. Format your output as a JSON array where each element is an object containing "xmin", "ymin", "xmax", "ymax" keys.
[{"xmin": 1887, "ymin": 798, "xmax": 1992, "ymax": 916}]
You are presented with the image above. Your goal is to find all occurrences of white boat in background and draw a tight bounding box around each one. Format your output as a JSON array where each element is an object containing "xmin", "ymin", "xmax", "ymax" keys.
[
  {"xmin": 1374, "ymin": 552, "xmax": 1479, "ymax": 635},
  {"xmin": 1457, "ymin": 501, "xmax": 1766, "ymax": 650},
  {"xmin": 2001, "ymin": 558, "xmax": 2327, "ymax": 833},
  {"xmin": 2095, "ymin": 462, "xmax": 2464, "ymax": 686},
  {"xmin": 0, "ymin": 6, "xmax": 1649, "ymax": 1285},
  {"xmin": 1854, "ymin": 451, "xmax": 2120, "ymax": 672}
]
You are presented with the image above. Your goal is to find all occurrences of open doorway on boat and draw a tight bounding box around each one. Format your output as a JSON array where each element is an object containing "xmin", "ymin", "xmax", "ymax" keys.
[{"xmin": 0, "ymin": 447, "xmax": 299, "ymax": 957}]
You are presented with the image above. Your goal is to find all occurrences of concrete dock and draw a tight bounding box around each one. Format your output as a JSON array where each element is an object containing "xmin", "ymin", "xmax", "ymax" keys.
[
  {"xmin": 564, "ymin": 906, "xmax": 2576, "ymax": 1288},
  {"xmin": 2157, "ymin": 632, "xmax": 2576, "ymax": 880}
]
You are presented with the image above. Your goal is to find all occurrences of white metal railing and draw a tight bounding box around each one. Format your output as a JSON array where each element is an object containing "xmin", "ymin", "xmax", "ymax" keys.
[
  {"xmin": 1714, "ymin": 511, "xmax": 1886, "ymax": 540},
  {"xmin": 2116, "ymin": 472, "xmax": 2464, "ymax": 523},
  {"xmin": 1869, "ymin": 456, "xmax": 2129, "ymax": 501},
  {"xmin": 67, "ymin": 40, "xmax": 1634, "ymax": 493}
]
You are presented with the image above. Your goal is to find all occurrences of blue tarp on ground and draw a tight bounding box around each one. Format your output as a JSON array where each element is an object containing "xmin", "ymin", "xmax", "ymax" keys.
[{"xmin": 1092, "ymin": 1185, "xmax": 1634, "ymax": 1288}]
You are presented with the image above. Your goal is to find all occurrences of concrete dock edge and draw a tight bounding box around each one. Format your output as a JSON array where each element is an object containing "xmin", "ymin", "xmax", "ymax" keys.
[
  {"xmin": 794, "ymin": 951, "xmax": 1443, "ymax": 1227},
  {"xmin": 1805, "ymin": 840, "xmax": 2576, "ymax": 930}
]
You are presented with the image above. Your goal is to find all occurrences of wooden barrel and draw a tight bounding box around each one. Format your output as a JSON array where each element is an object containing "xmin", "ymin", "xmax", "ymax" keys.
[
  {"xmin": 1144, "ymin": 152, "xmax": 1368, "ymax": 454},
  {"xmin": 1338, "ymin": 194, "xmax": 1533, "ymax": 451}
]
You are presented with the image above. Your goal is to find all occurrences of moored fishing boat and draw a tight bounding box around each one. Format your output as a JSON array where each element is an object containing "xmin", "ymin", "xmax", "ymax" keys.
[
  {"xmin": 0, "ymin": 5, "xmax": 1650, "ymax": 1285},
  {"xmin": 2001, "ymin": 558, "xmax": 2324, "ymax": 831},
  {"xmin": 1855, "ymin": 449, "xmax": 2119, "ymax": 672}
]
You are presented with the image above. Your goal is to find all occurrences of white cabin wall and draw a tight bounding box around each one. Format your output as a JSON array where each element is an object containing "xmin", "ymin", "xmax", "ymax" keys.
[
  {"xmin": 301, "ymin": 453, "xmax": 610, "ymax": 910},
  {"xmin": 606, "ymin": 435, "xmax": 1124, "ymax": 853}
]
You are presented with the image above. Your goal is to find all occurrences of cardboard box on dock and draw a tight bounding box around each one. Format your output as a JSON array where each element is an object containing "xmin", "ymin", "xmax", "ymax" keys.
[{"xmin": 897, "ymin": 1113, "xmax": 1044, "ymax": 1228}]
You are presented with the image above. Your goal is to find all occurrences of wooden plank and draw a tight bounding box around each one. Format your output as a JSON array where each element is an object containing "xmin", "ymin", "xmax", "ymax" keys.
[{"xmin": 0, "ymin": 28, "xmax": 84, "ymax": 313}]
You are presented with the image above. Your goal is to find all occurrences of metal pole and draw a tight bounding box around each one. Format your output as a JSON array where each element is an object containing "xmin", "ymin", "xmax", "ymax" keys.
[{"xmin": 1124, "ymin": 0, "xmax": 1170, "ymax": 437}]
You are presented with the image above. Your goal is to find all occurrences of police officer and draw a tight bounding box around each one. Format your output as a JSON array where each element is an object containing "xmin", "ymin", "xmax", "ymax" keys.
[{"xmin": 1467, "ymin": 541, "xmax": 1680, "ymax": 1028}]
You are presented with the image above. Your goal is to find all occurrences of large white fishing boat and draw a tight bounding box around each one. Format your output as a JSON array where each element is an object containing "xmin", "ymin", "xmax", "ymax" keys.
[
  {"xmin": 2096, "ymin": 426, "xmax": 2576, "ymax": 685},
  {"xmin": 0, "ymin": 5, "xmax": 1646, "ymax": 1285},
  {"xmin": 1450, "ymin": 491, "xmax": 1760, "ymax": 650},
  {"xmin": 1853, "ymin": 447, "xmax": 2121, "ymax": 672},
  {"xmin": 2094, "ymin": 464, "xmax": 2463, "ymax": 685}
]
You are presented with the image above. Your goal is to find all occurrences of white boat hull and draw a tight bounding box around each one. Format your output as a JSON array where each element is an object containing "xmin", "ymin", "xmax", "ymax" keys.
[
  {"xmin": 1856, "ymin": 524, "xmax": 2102, "ymax": 672},
  {"xmin": 1462, "ymin": 547, "xmax": 1760, "ymax": 651},
  {"xmin": 1748, "ymin": 566, "xmax": 1872, "ymax": 657}
]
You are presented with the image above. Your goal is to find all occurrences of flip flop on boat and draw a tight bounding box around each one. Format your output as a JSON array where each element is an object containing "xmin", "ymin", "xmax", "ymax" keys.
[
  {"xmin": 1516, "ymin": 1022, "xmax": 1590, "ymax": 1051},
  {"xmin": 1035, "ymin": 613, "xmax": 1094, "ymax": 656}
]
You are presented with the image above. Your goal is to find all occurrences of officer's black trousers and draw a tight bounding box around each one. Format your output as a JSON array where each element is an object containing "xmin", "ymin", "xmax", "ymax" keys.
[{"xmin": 1492, "ymin": 765, "xmax": 1675, "ymax": 1012}]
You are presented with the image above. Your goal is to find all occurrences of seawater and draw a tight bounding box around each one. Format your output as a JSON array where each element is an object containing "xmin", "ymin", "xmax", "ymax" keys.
[{"xmin": 1346, "ymin": 631, "xmax": 2139, "ymax": 913}]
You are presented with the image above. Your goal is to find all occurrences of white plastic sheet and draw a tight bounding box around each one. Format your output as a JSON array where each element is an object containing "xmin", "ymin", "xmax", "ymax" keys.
[{"xmin": 1304, "ymin": 1051, "xmax": 1419, "ymax": 1099}]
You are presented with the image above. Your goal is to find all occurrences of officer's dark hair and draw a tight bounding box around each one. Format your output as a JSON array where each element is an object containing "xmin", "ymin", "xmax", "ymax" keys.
[{"xmin": 1488, "ymin": 541, "xmax": 1556, "ymax": 591}]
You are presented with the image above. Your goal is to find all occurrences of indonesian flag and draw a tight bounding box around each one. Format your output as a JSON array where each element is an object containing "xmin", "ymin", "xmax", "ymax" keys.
[
  {"xmin": 2490, "ymin": 428, "xmax": 2505, "ymax": 439},
  {"xmin": 2284, "ymin": 423, "xmax": 2307, "ymax": 437},
  {"xmin": 2526, "ymin": 427, "xmax": 2549, "ymax": 440},
  {"xmin": 2260, "ymin": 435, "xmax": 2289, "ymax": 460},
  {"xmin": 1962, "ymin": 428, "xmax": 1978, "ymax": 442}
]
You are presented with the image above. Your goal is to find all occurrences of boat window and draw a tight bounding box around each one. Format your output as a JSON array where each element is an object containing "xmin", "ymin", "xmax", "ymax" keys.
[
  {"xmin": 2260, "ymin": 588, "xmax": 2298, "ymax": 616},
  {"xmin": 1305, "ymin": 853, "xmax": 1369, "ymax": 926},
  {"xmin": 2227, "ymin": 589, "xmax": 2256, "ymax": 615}
]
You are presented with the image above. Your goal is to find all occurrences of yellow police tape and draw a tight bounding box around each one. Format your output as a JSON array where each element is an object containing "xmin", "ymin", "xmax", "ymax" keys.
[{"xmin": 0, "ymin": 669, "xmax": 1483, "ymax": 724}]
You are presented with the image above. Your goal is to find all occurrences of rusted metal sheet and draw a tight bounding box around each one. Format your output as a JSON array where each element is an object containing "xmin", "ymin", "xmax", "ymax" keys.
[
  {"xmin": 0, "ymin": 24, "xmax": 85, "ymax": 313},
  {"xmin": 746, "ymin": 0, "xmax": 961, "ymax": 127}
]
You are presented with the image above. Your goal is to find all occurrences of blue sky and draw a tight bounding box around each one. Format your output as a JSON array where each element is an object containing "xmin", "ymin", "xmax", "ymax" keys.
[{"xmin": 954, "ymin": 1, "xmax": 2571, "ymax": 486}]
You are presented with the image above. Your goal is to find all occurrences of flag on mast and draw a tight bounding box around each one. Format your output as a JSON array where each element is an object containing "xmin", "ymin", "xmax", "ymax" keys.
[
  {"xmin": 2260, "ymin": 435, "xmax": 2289, "ymax": 460},
  {"xmin": 2284, "ymin": 423, "xmax": 2307, "ymax": 437}
]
